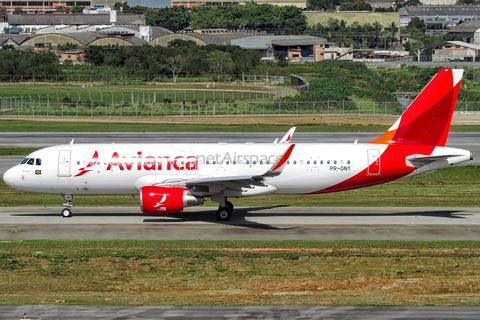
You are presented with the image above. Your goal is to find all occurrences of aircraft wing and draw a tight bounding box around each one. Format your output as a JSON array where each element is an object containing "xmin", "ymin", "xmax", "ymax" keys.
[
  {"xmin": 182, "ymin": 144, "xmax": 295, "ymax": 190},
  {"xmin": 136, "ymin": 144, "xmax": 296, "ymax": 191}
]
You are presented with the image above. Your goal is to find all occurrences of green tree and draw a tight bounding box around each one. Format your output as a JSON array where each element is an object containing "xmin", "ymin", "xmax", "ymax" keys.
[
  {"xmin": 166, "ymin": 55, "xmax": 184, "ymax": 82},
  {"xmin": 397, "ymin": 0, "xmax": 422, "ymax": 8},
  {"xmin": 340, "ymin": 0, "xmax": 372, "ymax": 11},
  {"xmin": 208, "ymin": 50, "xmax": 234, "ymax": 78},
  {"xmin": 274, "ymin": 51, "xmax": 288, "ymax": 67},
  {"xmin": 12, "ymin": 7, "xmax": 25, "ymax": 14},
  {"xmin": 407, "ymin": 17, "xmax": 426, "ymax": 34},
  {"xmin": 307, "ymin": 0, "xmax": 342, "ymax": 11},
  {"xmin": 70, "ymin": 6, "xmax": 85, "ymax": 13},
  {"xmin": 145, "ymin": 6, "xmax": 189, "ymax": 32},
  {"xmin": 84, "ymin": 46, "xmax": 107, "ymax": 66},
  {"xmin": 57, "ymin": 42, "xmax": 79, "ymax": 51},
  {"xmin": 55, "ymin": 6, "xmax": 65, "ymax": 13},
  {"xmin": 0, "ymin": 7, "xmax": 7, "ymax": 14}
]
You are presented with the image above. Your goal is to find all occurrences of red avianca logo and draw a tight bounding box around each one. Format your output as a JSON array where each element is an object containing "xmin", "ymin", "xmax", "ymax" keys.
[{"xmin": 75, "ymin": 151, "xmax": 198, "ymax": 177}]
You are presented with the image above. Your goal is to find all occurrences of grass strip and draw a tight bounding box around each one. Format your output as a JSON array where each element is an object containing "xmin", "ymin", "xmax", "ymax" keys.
[
  {"xmin": 1, "ymin": 240, "xmax": 479, "ymax": 306},
  {"xmin": 1, "ymin": 166, "xmax": 479, "ymax": 207},
  {"xmin": 0, "ymin": 119, "xmax": 478, "ymax": 133},
  {"xmin": 0, "ymin": 148, "xmax": 38, "ymax": 156},
  {"xmin": 0, "ymin": 119, "xmax": 391, "ymax": 133}
]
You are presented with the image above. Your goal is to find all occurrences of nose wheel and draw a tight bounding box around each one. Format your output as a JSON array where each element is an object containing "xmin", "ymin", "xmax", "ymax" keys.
[
  {"xmin": 61, "ymin": 194, "xmax": 73, "ymax": 218},
  {"xmin": 62, "ymin": 208, "xmax": 72, "ymax": 218}
]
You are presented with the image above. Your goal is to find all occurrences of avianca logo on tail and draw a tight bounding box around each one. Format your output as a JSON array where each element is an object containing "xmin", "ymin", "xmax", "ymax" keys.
[{"xmin": 75, "ymin": 151, "xmax": 198, "ymax": 177}]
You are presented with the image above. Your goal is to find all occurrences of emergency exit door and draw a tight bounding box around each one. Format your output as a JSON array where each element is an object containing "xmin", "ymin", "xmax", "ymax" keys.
[
  {"xmin": 58, "ymin": 150, "xmax": 71, "ymax": 177},
  {"xmin": 367, "ymin": 149, "xmax": 381, "ymax": 176}
]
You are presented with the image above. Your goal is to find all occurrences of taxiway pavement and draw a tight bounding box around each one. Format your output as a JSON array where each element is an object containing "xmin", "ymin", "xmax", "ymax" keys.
[
  {"xmin": 2, "ymin": 305, "xmax": 480, "ymax": 320},
  {"xmin": 1, "ymin": 206, "xmax": 480, "ymax": 241}
]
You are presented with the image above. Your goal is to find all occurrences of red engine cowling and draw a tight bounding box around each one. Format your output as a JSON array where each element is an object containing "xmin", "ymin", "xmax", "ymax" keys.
[{"xmin": 140, "ymin": 186, "xmax": 204, "ymax": 215}]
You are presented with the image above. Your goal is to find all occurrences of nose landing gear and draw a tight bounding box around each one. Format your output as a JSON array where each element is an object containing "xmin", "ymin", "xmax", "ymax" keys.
[{"xmin": 61, "ymin": 194, "xmax": 73, "ymax": 218}]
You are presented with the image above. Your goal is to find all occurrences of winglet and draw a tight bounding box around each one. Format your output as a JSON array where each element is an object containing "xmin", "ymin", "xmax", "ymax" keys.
[
  {"xmin": 255, "ymin": 144, "xmax": 295, "ymax": 179},
  {"xmin": 277, "ymin": 127, "xmax": 296, "ymax": 144},
  {"xmin": 369, "ymin": 69, "xmax": 463, "ymax": 147}
]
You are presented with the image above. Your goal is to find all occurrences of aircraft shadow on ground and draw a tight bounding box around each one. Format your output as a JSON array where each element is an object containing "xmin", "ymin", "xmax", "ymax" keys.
[
  {"xmin": 143, "ymin": 207, "xmax": 470, "ymax": 229},
  {"xmin": 12, "ymin": 207, "xmax": 469, "ymax": 230}
]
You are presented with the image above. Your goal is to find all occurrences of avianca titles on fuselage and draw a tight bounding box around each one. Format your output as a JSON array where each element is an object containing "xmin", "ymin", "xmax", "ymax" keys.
[{"xmin": 2, "ymin": 69, "xmax": 473, "ymax": 221}]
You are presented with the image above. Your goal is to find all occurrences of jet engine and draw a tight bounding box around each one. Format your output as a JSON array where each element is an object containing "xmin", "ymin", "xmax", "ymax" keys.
[{"xmin": 140, "ymin": 186, "xmax": 204, "ymax": 214}]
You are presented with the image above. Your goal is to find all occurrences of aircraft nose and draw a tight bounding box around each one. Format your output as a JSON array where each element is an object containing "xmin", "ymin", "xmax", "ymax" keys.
[{"xmin": 3, "ymin": 167, "xmax": 18, "ymax": 188}]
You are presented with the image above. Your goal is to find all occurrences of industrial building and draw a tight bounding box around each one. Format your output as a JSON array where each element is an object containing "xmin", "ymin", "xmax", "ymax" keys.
[
  {"xmin": 5, "ymin": 12, "xmax": 145, "ymax": 34},
  {"xmin": 398, "ymin": 5, "xmax": 480, "ymax": 34},
  {"xmin": 0, "ymin": 32, "xmax": 147, "ymax": 50},
  {"xmin": 230, "ymin": 35, "xmax": 350, "ymax": 62},
  {"xmin": 416, "ymin": 41, "xmax": 480, "ymax": 62},
  {"xmin": 448, "ymin": 19, "xmax": 480, "ymax": 43}
]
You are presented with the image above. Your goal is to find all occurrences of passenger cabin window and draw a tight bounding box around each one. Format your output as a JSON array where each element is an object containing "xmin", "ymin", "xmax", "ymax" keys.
[
  {"xmin": 36, "ymin": 158, "xmax": 42, "ymax": 166},
  {"xmin": 27, "ymin": 158, "xmax": 34, "ymax": 165}
]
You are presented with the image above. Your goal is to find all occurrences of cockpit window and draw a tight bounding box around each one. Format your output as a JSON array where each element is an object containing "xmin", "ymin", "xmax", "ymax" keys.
[
  {"xmin": 21, "ymin": 158, "xmax": 29, "ymax": 164},
  {"xmin": 26, "ymin": 158, "xmax": 35, "ymax": 165},
  {"xmin": 36, "ymin": 158, "xmax": 42, "ymax": 166}
]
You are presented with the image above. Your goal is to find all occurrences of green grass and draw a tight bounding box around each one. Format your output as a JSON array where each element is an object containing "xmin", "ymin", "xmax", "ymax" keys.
[
  {"xmin": 0, "ymin": 119, "xmax": 478, "ymax": 133},
  {"xmin": 0, "ymin": 119, "xmax": 392, "ymax": 133},
  {"xmin": 1, "ymin": 166, "xmax": 479, "ymax": 207},
  {"xmin": 0, "ymin": 148, "xmax": 38, "ymax": 156},
  {"xmin": 1, "ymin": 240, "xmax": 480, "ymax": 306}
]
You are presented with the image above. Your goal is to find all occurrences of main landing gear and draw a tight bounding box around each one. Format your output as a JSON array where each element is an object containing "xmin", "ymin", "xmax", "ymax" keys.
[
  {"xmin": 216, "ymin": 200, "xmax": 234, "ymax": 221},
  {"xmin": 61, "ymin": 194, "xmax": 73, "ymax": 218}
]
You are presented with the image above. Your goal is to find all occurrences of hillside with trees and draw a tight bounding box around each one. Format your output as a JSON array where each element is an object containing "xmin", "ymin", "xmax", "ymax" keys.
[{"xmin": 258, "ymin": 60, "xmax": 396, "ymax": 103}]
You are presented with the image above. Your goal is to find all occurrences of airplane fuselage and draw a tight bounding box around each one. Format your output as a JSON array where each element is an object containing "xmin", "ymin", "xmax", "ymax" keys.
[{"xmin": 4, "ymin": 142, "xmax": 471, "ymax": 197}]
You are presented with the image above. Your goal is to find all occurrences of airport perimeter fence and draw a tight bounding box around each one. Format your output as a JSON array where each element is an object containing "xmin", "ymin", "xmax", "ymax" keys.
[
  {"xmin": 0, "ymin": 73, "xmax": 284, "ymax": 85},
  {"xmin": 1, "ymin": 100, "xmax": 480, "ymax": 118},
  {"xmin": 0, "ymin": 89, "xmax": 296, "ymax": 107},
  {"xmin": 2, "ymin": 99, "xmax": 480, "ymax": 118}
]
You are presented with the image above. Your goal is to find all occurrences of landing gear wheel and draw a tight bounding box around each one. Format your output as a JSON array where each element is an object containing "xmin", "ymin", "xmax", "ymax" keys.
[
  {"xmin": 216, "ymin": 206, "xmax": 232, "ymax": 221},
  {"xmin": 62, "ymin": 208, "xmax": 72, "ymax": 218},
  {"xmin": 225, "ymin": 200, "xmax": 234, "ymax": 213}
]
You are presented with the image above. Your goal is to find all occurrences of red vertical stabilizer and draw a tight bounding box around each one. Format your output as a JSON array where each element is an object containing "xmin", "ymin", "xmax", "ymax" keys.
[{"xmin": 369, "ymin": 69, "xmax": 463, "ymax": 147}]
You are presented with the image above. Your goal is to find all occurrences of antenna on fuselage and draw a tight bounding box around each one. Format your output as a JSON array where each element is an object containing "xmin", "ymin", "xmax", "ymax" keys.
[{"xmin": 69, "ymin": 139, "xmax": 75, "ymax": 145}]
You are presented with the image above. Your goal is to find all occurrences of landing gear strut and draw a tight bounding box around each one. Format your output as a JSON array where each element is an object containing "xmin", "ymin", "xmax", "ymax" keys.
[
  {"xmin": 61, "ymin": 194, "xmax": 73, "ymax": 218},
  {"xmin": 211, "ymin": 192, "xmax": 235, "ymax": 221}
]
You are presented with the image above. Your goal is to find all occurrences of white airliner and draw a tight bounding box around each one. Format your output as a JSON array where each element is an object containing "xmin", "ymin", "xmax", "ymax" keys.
[{"xmin": 2, "ymin": 69, "xmax": 473, "ymax": 221}]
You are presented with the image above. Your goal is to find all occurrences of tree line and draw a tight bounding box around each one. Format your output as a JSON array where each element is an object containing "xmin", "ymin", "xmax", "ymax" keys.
[
  {"xmin": 116, "ymin": 2, "xmax": 307, "ymax": 34},
  {"xmin": 0, "ymin": 49, "xmax": 62, "ymax": 76},
  {"xmin": 83, "ymin": 40, "xmax": 262, "ymax": 80}
]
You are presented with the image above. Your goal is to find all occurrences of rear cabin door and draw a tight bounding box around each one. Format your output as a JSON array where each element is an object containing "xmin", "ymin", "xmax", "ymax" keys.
[
  {"xmin": 367, "ymin": 149, "xmax": 381, "ymax": 176},
  {"xmin": 58, "ymin": 150, "xmax": 72, "ymax": 177}
]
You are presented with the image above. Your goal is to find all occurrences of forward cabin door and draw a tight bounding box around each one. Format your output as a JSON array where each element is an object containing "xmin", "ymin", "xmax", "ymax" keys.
[
  {"xmin": 367, "ymin": 149, "xmax": 381, "ymax": 176},
  {"xmin": 58, "ymin": 150, "xmax": 72, "ymax": 177}
]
